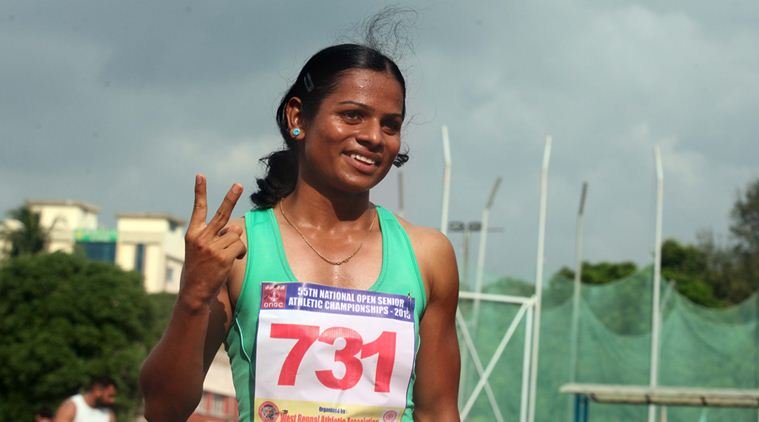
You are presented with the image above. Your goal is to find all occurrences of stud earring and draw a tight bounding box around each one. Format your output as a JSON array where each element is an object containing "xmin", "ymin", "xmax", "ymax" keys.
[{"xmin": 291, "ymin": 128, "xmax": 301, "ymax": 137}]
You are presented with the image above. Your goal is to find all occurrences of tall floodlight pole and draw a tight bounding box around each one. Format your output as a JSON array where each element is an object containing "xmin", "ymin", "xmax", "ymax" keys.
[
  {"xmin": 471, "ymin": 177, "xmax": 502, "ymax": 338},
  {"xmin": 527, "ymin": 136, "xmax": 552, "ymax": 422},
  {"xmin": 439, "ymin": 125, "xmax": 467, "ymax": 407},
  {"xmin": 648, "ymin": 145, "xmax": 664, "ymax": 422},
  {"xmin": 569, "ymin": 182, "xmax": 588, "ymax": 383},
  {"xmin": 455, "ymin": 221, "xmax": 479, "ymax": 408},
  {"xmin": 398, "ymin": 170, "xmax": 405, "ymax": 218},
  {"xmin": 440, "ymin": 126, "xmax": 452, "ymax": 235},
  {"xmin": 567, "ymin": 182, "xmax": 588, "ymax": 422}
]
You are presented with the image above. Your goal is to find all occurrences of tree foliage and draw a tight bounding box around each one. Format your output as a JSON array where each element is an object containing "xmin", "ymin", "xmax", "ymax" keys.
[
  {"xmin": 731, "ymin": 179, "xmax": 759, "ymax": 254},
  {"xmin": 1, "ymin": 206, "xmax": 49, "ymax": 257},
  {"xmin": 145, "ymin": 292, "xmax": 177, "ymax": 346},
  {"xmin": 558, "ymin": 261, "xmax": 637, "ymax": 285},
  {"xmin": 728, "ymin": 179, "xmax": 759, "ymax": 296},
  {"xmin": 0, "ymin": 252, "xmax": 154, "ymax": 421},
  {"xmin": 661, "ymin": 239, "xmax": 722, "ymax": 307}
]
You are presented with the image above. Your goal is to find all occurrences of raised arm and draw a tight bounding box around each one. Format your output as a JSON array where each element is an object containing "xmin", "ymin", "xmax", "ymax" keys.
[
  {"xmin": 411, "ymin": 228, "xmax": 461, "ymax": 421},
  {"xmin": 139, "ymin": 175, "xmax": 247, "ymax": 421}
]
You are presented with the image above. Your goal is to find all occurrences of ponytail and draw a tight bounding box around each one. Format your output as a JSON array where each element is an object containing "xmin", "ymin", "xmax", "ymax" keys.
[{"xmin": 249, "ymin": 149, "xmax": 298, "ymax": 209}]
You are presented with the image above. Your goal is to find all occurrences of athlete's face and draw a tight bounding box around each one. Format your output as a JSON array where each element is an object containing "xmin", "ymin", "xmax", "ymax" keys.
[
  {"xmin": 296, "ymin": 69, "xmax": 404, "ymax": 194},
  {"xmin": 94, "ymin": 385, "xmax": 117, "ymax": 407}
]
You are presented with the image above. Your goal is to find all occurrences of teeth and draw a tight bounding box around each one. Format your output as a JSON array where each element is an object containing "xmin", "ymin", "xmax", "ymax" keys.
[{"xmin": 351, "ymin": 153, "xmax": 375, "ymax": 165}]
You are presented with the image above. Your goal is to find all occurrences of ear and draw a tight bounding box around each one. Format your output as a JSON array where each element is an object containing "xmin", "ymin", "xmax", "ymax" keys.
[{"xmin": 285, "ymin": 97, "xmax": 306, "ymax": 140}]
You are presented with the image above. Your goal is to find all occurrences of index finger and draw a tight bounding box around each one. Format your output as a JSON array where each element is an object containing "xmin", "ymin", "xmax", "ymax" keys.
[
  {"xmin": 207, "ymin": 183, "xmax": 243, "ymax": 233},
  {"xmin": 189, "ymin": 174, "xmax": 208, "ymax": 230}
]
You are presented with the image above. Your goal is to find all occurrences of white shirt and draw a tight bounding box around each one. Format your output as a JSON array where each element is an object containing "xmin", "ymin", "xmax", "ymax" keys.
[{"xmin": 70, "ymin": 394, "xmax": 111, "ymax": 422}]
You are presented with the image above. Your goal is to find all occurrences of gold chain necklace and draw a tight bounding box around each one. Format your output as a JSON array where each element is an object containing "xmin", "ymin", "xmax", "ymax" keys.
[{"xmin": 279, "ymin": 198, "xmax": 376, "ymax": 266}]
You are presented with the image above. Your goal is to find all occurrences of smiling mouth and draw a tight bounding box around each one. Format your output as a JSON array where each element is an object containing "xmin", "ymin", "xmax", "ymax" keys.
[{"xmin": 349, "ymin": 153, "xmax": 377, "ymax": 166}]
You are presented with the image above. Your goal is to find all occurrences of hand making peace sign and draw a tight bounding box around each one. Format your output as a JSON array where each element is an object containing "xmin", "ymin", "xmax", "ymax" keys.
[{"xmin": 179, "ymin": 174, "xmax": 247, "ymax": 308}]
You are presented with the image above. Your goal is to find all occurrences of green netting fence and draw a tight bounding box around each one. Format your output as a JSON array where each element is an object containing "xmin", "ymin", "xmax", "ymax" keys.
[{"xmin": 457, "ymin": 267, "xmax": 759, "ymax": 421}]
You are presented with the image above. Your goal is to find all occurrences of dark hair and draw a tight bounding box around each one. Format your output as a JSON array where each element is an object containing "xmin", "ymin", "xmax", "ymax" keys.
[
  {"xmin": 87, "ymin": 375, "xmax": 117, "ymax": 390},
  {"xmin": 250, "ymin": 43, "xmax": 409, "ymax": 209},
  {"xmin": 35, "ymin": 406, "xmax": 53, "ymax": 418}
]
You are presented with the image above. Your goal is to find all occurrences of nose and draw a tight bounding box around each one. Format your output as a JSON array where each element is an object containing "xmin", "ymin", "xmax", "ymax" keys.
[{"xmin": 357, "ymin": 119, "xmax": 383, "ymax": 148}]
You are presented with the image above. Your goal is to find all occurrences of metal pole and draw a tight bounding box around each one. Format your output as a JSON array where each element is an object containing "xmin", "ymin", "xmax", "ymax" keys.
[
  {"xmin": 472, "ymin": 177, "xmax": 502, "ymax": 339},
  {"xmin": 462, "ymin": 227, "xmax": 471, "ymax": 289},
  {"xmin": 455, "ymin": 309, "xmax": 505, "ymax": 422},
  {"xmin": 439, "ymin": 126, "xmax": 465, "ymax": 406},
  {"xmin": 648, "ymin": 145, "xmax": 664, "ymax": 422},
  {"xmin": 570, "ymin": 183, "xmax": 588, "ymax": 376},
  {"xmin": 440, "ymin": 125, "xmax": 452, "ymax": 236},
  {"xmin": 459, "ymin": 224, "xmax": 471, "ymax": 407},
  {"xmin": 397, "ymin": 170, "xmax": 405, "ymax": 218},
  {"xmin": 462, "ymin": 303, "xmax": 530, "ymax": 418},
  {"xmin": 520, "ymin": 300, "xmax": 534, "ymax": 422},
  {"xmin": 568, "ymin": 182, "xmax": 588, "ymax": 421},
  {"xmin": 527, "ymin": 136, "xmax": 552, "ymax": 422}
]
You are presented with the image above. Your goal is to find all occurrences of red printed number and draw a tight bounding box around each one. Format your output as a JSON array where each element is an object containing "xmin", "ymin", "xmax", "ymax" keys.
[
  {"xmin": 362, "ymin": 330, "xmax": 396, "ymax": 393},
  {"xmin": 270, "ymin": 323, "xmax": 320, "ymax": 385},
  {"xmin": 270, "ymin": 323, "xmax": 397, "ymax": 392}
]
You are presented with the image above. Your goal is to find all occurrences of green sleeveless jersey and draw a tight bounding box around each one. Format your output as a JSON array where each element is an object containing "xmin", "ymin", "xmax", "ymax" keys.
[{"xmin": 224, "ymin": 206, "xmax": 427, "ymax": 421}]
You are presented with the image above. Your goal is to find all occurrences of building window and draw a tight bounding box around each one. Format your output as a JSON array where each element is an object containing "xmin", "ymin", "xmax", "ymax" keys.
[
  {"xmin": 76, "ymin": 241, "xmax": 116, "ymax": 263},
  {"xmin": 134, "ymin": 243, "xmax": 145, "ymax": 274},
  {"xmin": 165, "ymin": 267, "xmax": 174, "ymax": 284}
]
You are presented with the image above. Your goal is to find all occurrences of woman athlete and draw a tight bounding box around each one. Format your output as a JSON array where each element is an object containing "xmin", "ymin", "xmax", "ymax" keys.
[{"xmin": 140, "ymin": 43, "xmax": 461, "ymax": 422}]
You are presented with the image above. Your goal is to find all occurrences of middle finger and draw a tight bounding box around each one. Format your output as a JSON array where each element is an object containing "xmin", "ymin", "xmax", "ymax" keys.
[{"xmin": 206, "ymin": 183, "xmax": 243, "ymax": 235}]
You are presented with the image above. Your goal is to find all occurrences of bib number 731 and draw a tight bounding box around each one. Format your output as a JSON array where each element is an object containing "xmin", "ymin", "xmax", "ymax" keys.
[{"xmin": 270, "ymin": 323, "xmax": 396, "ymax": 392}]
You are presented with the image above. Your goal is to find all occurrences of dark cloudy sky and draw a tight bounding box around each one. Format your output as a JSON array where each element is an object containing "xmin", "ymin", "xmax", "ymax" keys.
[{"xmin": 2, "ymin": 1, "xmax": 758, "ymax": 282}]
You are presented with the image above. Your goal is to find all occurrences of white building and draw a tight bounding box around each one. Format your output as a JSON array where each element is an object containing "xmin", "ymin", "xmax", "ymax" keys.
[
  {"xmin": 28, "ymin": 199, "xmax": 100, "ymax": 253},
  {"xmin": 4, "ymin": 200, "xmax": 186, "ymax": 294}
]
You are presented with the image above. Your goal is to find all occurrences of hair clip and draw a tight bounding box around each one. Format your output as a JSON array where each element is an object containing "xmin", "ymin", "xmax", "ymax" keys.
[{"xmin": 304, "ymin": 73, "xmax": 314, "ymax": 93}]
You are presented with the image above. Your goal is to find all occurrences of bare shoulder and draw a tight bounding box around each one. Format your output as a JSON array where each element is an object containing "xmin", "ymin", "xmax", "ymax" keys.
[
  {"xmin": 396, "ymin": 215, "xmax": 454, "ymax": 256},
  {"xmin": 395, "ymin": 214, "xmax": 458, "ymax": 300},
  {"xmin": 54, "ymin": 398, "xmax": 76, "ymax": 421}
]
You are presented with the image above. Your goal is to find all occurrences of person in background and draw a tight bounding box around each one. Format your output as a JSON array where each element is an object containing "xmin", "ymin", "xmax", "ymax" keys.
[
  {"xmin": 54, "ymin": 376, "xmax": 117, "ymax": 422},
  {"xmin": 34, "ymin": 406, "xmax": 53, "ymax": 422}
]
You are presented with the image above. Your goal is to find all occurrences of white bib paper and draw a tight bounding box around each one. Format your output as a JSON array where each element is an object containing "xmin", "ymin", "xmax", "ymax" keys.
[{"xmin": 253, "ymin": 282, "xmax": 416, "ymax": 422}]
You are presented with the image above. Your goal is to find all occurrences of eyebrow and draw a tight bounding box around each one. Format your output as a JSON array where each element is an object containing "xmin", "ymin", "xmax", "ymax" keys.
[{"xmin": 337, "ymin": 101, "xmax": 403, "ymax": 119}]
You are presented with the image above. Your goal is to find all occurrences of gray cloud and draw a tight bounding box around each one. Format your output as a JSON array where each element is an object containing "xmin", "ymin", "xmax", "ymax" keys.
[{"xmin": 2, "ymin": 0, "xmax": 757, "ymax": 282}]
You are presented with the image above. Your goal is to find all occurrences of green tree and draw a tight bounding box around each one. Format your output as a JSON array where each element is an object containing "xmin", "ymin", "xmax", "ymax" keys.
[
  {"xmin": 145, "ymin": 292, "xmax": 177, "ymax": 346},
  {"xmin": 731, "ymin": 179, "xmax": 759, "ymax": 254},
  {"xmin": 0, "ymin": 252, "xmax": 154, "ymax": 421},
  {"xmin": 729, "ymin": 179, "xmax": 759, "ymax": 294},
  {"xmin": 558, "ymin": 261, "xmax": 638, "ymax": 285},
  {"xmin": 1, "ymin": 206, "xmax": 49, "ymax": 257},
  {"xmin": 661, "ymin": 239, "xmax": 722, "ymax": 307},
  {"xmin": 690, "ymin": 178, "xmax": 759, "ymax": 305}
]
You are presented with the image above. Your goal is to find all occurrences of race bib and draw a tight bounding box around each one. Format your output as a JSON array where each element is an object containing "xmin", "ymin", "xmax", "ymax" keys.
[{"xmin": 253, "ymin": 282, "xmax": 416, "ymax": 422}]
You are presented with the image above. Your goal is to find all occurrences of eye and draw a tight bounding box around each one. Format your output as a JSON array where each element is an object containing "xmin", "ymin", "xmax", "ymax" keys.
[
  {"xmin": 340, "ymin": 110, "xmax": 363, "ymax": 123},
  {"xmin": 381, "ymin": 117, "xmax": 403, "ymax": 135}
]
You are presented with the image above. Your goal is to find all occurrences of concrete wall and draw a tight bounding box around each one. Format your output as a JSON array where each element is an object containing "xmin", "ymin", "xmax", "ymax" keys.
[
  {"xmin": 26, "ymin": 201, "xmax": 99, "ymax": 254},
  {"xmin": 116, "ymin": 215, "xmax": 185, "ymax": 293}
]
